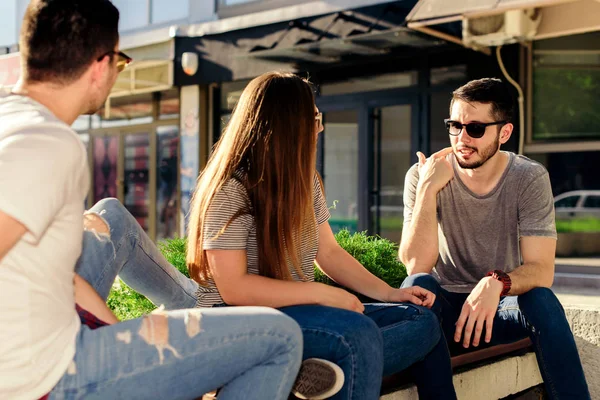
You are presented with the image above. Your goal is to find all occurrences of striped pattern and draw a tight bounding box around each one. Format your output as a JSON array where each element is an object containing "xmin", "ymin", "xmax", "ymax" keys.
[{"xmin": 195, "ymin": 171, "xmax": 330, "ymax": 307}]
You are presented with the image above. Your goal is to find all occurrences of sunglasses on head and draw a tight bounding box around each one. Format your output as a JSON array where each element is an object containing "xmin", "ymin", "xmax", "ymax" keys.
[
  {"xmin": 444, "ymin": 119, "xmax": 507, "ymax": 139},
  {"xmin": 97, "ymin": 50, "xmax": 133, "ymax": 73}
]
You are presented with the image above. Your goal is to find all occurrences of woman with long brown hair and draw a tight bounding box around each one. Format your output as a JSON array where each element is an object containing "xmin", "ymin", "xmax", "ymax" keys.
[{"xmin": 187, "ymin": 71, "xmax": 457, "ymax": 400}]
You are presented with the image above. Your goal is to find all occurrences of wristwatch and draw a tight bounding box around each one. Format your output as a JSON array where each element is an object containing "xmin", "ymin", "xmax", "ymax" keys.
[{"xmin": 486, "ymin": 269, "xmax": 512, "ymax": 297}]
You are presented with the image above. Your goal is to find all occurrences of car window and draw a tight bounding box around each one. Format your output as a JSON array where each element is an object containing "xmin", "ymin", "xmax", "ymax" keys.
[
  {"xmin": 555, "ymin": 196, "xmax": 580, "ymax": 208},
  {"xmin": 583, "ymin": 195, "xmax": 600, "ymax": 208}
]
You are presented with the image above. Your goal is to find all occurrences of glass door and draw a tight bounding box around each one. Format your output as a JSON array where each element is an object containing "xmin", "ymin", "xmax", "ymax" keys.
[
  {"xmin": 371, "ymin": 104, "xmax": 413, "ymax": 243},
  {"xmin": 156, "ymin": 125, "xmax": 180, "ymax": 241},
  {"xmin": 321, "ymin": 109, "xmax": 359, "ymax": 233},
  {"xmin": 89, "ymin": 124, "xmax": 182, "ymax": 242},
  {"xmin": 92, "ymin": 134, "xmax": 120, "ymax": 203},
  {"xmin": 318, "ymin": 89, "xmax": 419, "ymax": 239},
  {"xmin": 123, "ymin": 132, "xmax": 151, "ymax": 234}
]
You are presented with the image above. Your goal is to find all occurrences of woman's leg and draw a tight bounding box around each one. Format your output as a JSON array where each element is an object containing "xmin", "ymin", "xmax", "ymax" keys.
[
  {"xmin": 76, "ymin": 198, "xmax": 198, "ymax": 309},
  {"xmin": 49, "ymin": 307, "xmax": 303, "ymax": 400},
  {"xmin": 279, "ymin": 305, "xmax": 384, "ymax": 400},
  {"xmin": 364, "ymin": 302, "xmax": 456, "ymax": 400}
]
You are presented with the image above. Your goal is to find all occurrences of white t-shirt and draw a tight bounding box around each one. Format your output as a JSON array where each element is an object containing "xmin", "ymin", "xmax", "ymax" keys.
[{"xmin": 0, "ymin": 91, "xmax": 89, "ymax": 399}]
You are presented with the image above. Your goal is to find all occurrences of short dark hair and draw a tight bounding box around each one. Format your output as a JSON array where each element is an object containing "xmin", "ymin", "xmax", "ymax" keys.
[
  {"xmin": 450, "ymin": 78, "xmax": 514, "ymax": 122},
  {"xmin": 20, "ymin": 0, "xmax": 120, "ymax": 84}
]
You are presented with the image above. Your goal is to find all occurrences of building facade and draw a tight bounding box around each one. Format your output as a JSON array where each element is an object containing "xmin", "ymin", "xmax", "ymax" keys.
[{"xmin": 0, "ymin": 0, "xmax": 598, "ymax": 242}]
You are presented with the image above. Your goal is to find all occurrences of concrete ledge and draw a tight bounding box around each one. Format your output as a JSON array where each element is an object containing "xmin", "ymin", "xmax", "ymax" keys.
[
  {"xmin": 565, "ymin": 306, "xmax": 600, "ymax": 399},
  {"xmin": 380, "ymin": 306, "xmax": 600, "ymax": 400},
  {"xmin": 381, "ymin": 352, "xmax": 542, "ymax": 400}
]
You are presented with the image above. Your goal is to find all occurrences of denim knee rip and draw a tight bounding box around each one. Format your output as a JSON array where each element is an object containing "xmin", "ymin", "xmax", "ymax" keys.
[
  {"xmin": 83, "ymin": 212, "xmax": 111, "ymax": 240},
  {"xmin": 115, "ymin": 309, "xmax": 204, "ymax": 364}
]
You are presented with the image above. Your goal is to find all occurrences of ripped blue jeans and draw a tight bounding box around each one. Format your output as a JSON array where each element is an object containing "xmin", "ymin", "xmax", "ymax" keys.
[{"xmin": 48, "ymin": 198, "xmax": 303, "ymax": 400}]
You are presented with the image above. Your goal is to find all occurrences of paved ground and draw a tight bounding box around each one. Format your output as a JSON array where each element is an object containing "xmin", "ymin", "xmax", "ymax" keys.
[
  {"xmin": 553, "ymin": 256, "xmax": 600, "ymax": 307},
  {"xmin": 554, "ymin": 287, "xmax": 600, "ymax": 307}
]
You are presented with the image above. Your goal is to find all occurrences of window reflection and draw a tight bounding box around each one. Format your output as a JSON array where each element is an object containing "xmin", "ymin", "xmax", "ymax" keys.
[{"xmin": 156, "ymin": 126, "xmax": 180, "ymax": 240}]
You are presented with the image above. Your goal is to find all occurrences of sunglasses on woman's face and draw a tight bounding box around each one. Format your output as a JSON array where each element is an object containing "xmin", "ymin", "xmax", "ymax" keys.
[
  {"xmin": 444, "ymin": 119, "xmax": 507, "ymax": 139},
  {"xmin": 96, "ymin": 50, "xmax": 133, "ymax": 73}
]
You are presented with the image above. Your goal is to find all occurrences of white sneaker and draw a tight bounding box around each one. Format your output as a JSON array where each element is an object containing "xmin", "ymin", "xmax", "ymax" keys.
[{"xmin": 292, "ymin": 358, "xmax": 345, "ymax": 400}]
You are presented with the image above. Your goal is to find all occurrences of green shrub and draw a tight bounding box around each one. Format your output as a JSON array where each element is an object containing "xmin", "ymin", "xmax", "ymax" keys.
[
  {"xmin": 107, "ymin": 237, "xmax": 189, "ymax": 320},
  {"xmin": 107, "ymin": 279, "xmax": 156, "ymax": 320},
  {"xmin": 314, "ymin": 230, "xmax": 407, "ymax": 298},
  {"xmin": 108, "ymin": 231, "xmax": 407, "ymax": 319}
]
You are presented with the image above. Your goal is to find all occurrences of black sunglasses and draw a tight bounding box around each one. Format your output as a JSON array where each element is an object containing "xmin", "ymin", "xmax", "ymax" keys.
[
  {"xmin": 97, "ymin": 50, "xmax": 133, "ymax": 73},
  {"xmin": 444, "ymin": 119, "xmax": 507, "ymax": 139}
]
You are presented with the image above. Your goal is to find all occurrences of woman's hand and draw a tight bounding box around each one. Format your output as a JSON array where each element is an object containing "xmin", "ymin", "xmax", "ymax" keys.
[
  {"xmin": 386, "ymin": 286, "xmax": 436, "ymax": 308},
  {"xmin": 312, "ymin": 283, "xmax": 365, "ymax": 313}
]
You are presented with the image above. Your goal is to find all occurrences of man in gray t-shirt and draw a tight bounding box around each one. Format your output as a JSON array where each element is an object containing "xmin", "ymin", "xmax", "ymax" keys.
[{"xmin": 400, "ymin": 78, "xmax": 589, "ymax": 399}]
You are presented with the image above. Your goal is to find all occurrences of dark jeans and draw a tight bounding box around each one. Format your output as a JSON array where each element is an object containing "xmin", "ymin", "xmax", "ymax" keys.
[
  {"xmin": 218, "ymin": 302, "xmax": 457, "ymax": 400},
  {"xmin": 279, "ymin": 303, "xmax": 457, "ymax": 400},
  {"xmin": 402, "ymin": 273, "xmax": 591, "ymax": 400}
]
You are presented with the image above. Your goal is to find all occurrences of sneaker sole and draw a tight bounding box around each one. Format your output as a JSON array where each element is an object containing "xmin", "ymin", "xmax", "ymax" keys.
[{"xmin": 292, "ymin": 358, "xmax": 345, "ymax": 400}]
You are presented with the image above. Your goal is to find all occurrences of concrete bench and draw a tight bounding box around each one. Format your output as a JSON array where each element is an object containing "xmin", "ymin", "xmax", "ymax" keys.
[{"xmin": 380, "ymin": 306, "xmax": 600, "ymax": 399}]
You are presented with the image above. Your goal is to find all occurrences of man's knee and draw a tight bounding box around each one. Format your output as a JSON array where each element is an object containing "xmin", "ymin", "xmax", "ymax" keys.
[
  {"xmin": 83, "ymin": 213, "xmax": 110, "ymax": 236},
  {"xmin": 518, "ymin": 287, "xmax": 565, "ymax": 328},
  {"xmin": 87, "ymin": 198, "xmax": 136, "ymax": 232},
  {"xmin": 90, "ymin": 197, "xmax": 125, "ymax": 216},
  {"xmin": 402, "ymin": 273, "xmax": 441, "ymax": 292}
]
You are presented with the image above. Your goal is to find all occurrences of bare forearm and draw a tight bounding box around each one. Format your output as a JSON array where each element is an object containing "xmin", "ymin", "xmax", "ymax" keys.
[
  {"xmin": 74, "ymin": 273, "xmax": 118, "ymax": 324},
  {"xmin": 220, "ymin": 274, "xmax": 325, "ymax": 308},
  {"xmin": 508, "ymin": 261, "xmax": 554, "ymax": 295},
  {"xmin": 399, "ymin": 184, "xmax": 439, "ymax": 274},
  {"xmin": 317, "ymin": 246, "xmax": 391, "ymax": 301}
]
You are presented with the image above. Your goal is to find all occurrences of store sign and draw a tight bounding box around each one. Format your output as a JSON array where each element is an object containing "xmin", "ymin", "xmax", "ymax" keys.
[{"xmin": 0, "ymin": 53, "xmax": 21, "ymax": 88}]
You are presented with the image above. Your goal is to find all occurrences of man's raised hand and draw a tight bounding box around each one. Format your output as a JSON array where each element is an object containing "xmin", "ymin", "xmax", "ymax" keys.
[{"xmin": 416, "ymin": 147, "xmax": 454, "ymax": 194}]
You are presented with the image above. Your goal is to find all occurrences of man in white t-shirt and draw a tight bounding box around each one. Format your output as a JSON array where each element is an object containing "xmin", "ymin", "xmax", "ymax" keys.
[{"xmin": 0, "ymin": 1, "xmax": 308, "ymax": 399}]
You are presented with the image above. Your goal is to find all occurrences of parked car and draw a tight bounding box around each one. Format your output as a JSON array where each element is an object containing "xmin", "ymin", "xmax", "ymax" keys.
[{"xmin": 554, "ymin": 190, "xmax": 600, "ymax": 220}]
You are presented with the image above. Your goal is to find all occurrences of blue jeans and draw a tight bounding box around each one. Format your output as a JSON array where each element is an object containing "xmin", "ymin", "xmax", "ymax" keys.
[
  {"xmin": 402, "ymin": 273, "xmax": 591, "ymax": 400},
  {"xmin": 73, "ymin": 198, "xmax": 455, "ymax": 400},
  {"xmin": 277, "ymin": 303, "xmax": 457, "ymax": 400},
  {"xmin": 49, "ymin": 198, "xmax": 303, "ymax": 400}
]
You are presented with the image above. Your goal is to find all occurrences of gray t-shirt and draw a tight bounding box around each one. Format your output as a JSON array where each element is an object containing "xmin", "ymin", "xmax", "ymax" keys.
[{"xmin": 403, "ymin": 151, "xmax": 556, "ymax": 293}]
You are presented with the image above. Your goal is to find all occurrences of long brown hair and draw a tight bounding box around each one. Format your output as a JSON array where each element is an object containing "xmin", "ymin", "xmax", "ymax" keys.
[{"xmin": 187, "ymin": 72, "xmax": 318, "ymax": 284}]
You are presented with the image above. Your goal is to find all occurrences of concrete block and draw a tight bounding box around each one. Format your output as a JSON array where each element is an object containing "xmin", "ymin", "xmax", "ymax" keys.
[
  {"xmin": 565, "ymin": 307, "xmax": 600, "ymax": 399},
  {"xmin": 381, "ymin": 307, "xmax": 600, "ymax": 400},
  {"xmin": 380, "ymin": 353, "xmax": 542, "ymax": 400}
]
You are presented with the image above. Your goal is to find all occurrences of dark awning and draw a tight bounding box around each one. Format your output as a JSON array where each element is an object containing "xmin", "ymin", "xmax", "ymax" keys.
[{"xmin": 175, "ymin": 1, "xmax": 454, "ymax": 85}]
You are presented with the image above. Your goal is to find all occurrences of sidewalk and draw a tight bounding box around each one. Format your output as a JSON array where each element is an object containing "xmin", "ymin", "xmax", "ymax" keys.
[{"xmin": 553, "ymin": 256, "xmax": 600, "ymax": 293}]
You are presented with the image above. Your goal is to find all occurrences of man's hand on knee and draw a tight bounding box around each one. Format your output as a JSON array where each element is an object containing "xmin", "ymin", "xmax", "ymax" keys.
[{"xmin": 454, "ymin": 277, "xmax": 503, "ymax": 348}]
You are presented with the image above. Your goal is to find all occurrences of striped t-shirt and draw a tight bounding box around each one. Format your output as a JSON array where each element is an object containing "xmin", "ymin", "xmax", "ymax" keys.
[{"xmin": 195, "ymin": 171, "xmax": 331, "ymax": 307}]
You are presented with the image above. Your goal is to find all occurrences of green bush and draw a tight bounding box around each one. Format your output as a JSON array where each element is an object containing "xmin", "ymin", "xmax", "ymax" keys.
[
  {"xmin": 107, "ymin": 237, "xmax": 189, "ymax": 320},
  {"xmin": 108, "ymin": 231, "xmax": 407, "ymax": 320},
  {"xmin": 314, "ymin": 230, "xmax": 407, "ymax": 300}
]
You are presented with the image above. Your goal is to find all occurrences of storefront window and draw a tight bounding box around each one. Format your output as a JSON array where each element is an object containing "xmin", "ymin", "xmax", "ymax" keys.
[
  {"xmin": 217, "ymin": 80, "xmax": 251, "ymax": 140},
  {"xmin": 323, "ymin": 110, "xmax": 359, "ymax": 233},
  {"xmin": 532, "ymin": 33, "xmax": 600, "ymax": 141},
  {"xmin": 92, "ymin": 93, "xmax": 154, "ymax": 128},
  {"xmin": 528, "ymin": 151, "xmax": 600, "ymax": 196},
  {"xmin": 160, "ymin": 89, "xmax": 180, "ymax": 120},
  {"xmin": 156, "ymin": 125, "xmax": 179, "ymax": 240}
]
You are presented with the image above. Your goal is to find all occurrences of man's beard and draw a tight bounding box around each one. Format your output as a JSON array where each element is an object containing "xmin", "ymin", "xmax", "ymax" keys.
[{"xmin": 455, "ymin": 133, "xmax": 500, "ymax": 169}]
